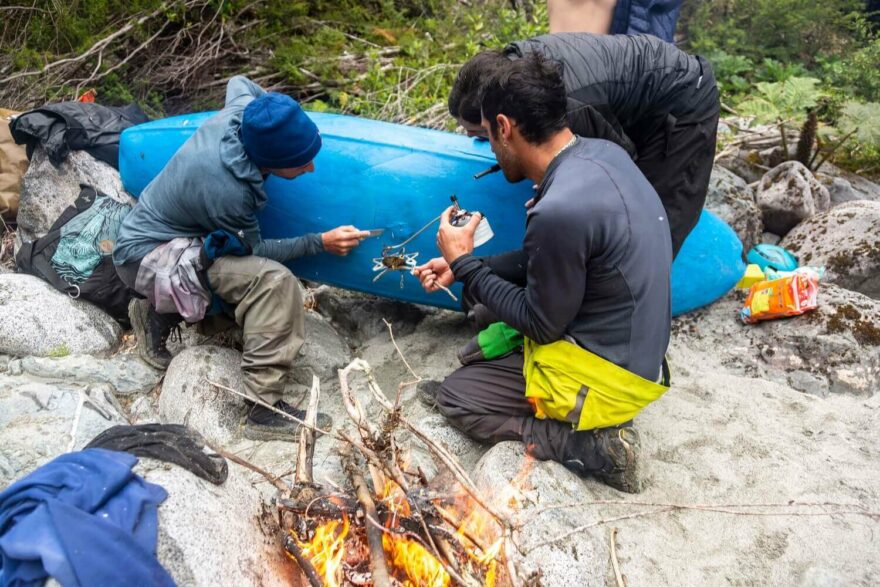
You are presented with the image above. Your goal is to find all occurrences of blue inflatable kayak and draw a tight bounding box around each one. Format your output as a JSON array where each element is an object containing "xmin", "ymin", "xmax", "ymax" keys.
[{"xmin": 119, "ymin": 111, "xmax": 744, "ymax": 316}]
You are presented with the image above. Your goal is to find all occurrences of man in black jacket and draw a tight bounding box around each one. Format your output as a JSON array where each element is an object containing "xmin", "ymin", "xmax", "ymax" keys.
[
  {"xmin": 449, "ymin": 33, "xmax": 719, "ymax": 257},
  {"xmin": 417, "ymin": 54, "xmax": 672, "ymax": 493}
]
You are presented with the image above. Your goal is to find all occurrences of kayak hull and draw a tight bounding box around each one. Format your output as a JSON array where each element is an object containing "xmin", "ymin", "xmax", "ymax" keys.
[{"xmin": 119, "ymin": 111, "xmax": 744, "ymax": 316}]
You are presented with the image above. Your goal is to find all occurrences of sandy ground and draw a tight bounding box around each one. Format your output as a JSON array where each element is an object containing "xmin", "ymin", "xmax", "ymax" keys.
[{"xmin": 144, "ymin": 292, "xmax": 880, "ymax": 585}]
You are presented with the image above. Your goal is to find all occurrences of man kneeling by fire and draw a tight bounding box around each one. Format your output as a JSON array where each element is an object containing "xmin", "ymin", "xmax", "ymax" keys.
[{"xmin": 414, "ymin": 53, "xmax": 672, "ymax": 493}]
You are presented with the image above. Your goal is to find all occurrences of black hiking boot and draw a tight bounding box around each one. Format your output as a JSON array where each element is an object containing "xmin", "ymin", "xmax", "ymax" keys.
[
  {"xmin": 128, "ymin": 298, "xmax": 179, "ymax": 370},
  {"xmin": 244, "ymin": 399, "xmax": 333, "ymax": 442},
  {"xmin": 562, "ymin": 425, "xmax": 642, "ymax": 493},
  {"xmin": 416, "ymin": 379, "xmax": 443, "ymax": 410}
]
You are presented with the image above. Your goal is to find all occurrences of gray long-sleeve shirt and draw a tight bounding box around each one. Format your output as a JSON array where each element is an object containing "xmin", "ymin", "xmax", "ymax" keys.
[
  {"xmin": 114, "ymin": 76, "xmax": 323, "ymax": 265},
  {"xmin": 450, "ymin": 138, "xmax": 672, "ymax": 381}
]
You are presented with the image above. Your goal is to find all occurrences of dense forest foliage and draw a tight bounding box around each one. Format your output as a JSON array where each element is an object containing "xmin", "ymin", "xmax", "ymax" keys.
[{"xmin": 1, "ymin": 0, "xmax": 878, "ymax": 175}]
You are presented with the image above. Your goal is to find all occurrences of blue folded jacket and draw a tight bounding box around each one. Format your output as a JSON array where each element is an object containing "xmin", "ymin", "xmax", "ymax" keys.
[{"xmin": 0, "ymin": 449, "xmax": 175, "ymax": 587}]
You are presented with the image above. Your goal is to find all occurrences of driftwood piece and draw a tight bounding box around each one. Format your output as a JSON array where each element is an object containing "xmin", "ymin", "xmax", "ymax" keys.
[
  {"xmin": 283, "ymin": 535, "xmax": 323, "ymax": 587},
  {"xmin": 343, "ymin": 450, "xmax": 392, "ymax": 587},
  {"xmin": 295, "ymin": 375, "xmax": 321, "ymax": 486}
]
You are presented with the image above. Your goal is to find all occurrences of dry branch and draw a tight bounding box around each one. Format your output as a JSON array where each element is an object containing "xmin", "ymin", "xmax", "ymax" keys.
[
  {"xmin": 345, "ymin": 358, "xmax": 512, "ymax": 527},
  {"xmin": 343, "ymin": 450, "xmax": 392, "ymax": 587},
  {"xmin": 207, "ymin": 443, "xmax": 290, "ymax": 493},
  {"xmin": 295, "ymin": 375, "xmax": 321, "ymax": 486},
  {"xmin": 610, "ymin": 528, "xmax": 626, "ymax": 587},
  {"xmin": 206, "ymin": 379, "xmax": 334, "ymax": 437},
  {"xmin": 283, "ymin": 534, "xmax": 323, "ymax": 587},
  {"xmin": 523, "ymin": 500, "xmax": 880, "ymax": 552},
  {"xmin": 277, "ymin": 496, "xmax": 359, "ymax": 519}
]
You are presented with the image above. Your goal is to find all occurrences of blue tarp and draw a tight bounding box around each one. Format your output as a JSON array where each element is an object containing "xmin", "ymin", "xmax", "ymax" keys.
[{"xmin": 0, "ymin": 449, "xmax": 175, "ymax": 587}]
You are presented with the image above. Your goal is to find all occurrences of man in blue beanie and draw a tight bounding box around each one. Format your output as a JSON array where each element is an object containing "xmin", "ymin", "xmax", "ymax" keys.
[{"xmin": 114, "ymin": 76, "xmax": 367, "ymax": 439}]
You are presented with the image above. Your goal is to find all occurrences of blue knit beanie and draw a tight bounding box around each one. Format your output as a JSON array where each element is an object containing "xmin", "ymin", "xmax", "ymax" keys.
[{"xmin": 240, "ymin": 93, "xmax": 321, "ymax": 169}]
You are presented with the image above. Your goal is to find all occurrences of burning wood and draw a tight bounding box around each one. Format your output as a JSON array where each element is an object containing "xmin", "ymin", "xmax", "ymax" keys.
[{"xmin": 275, "ymin": 358, "xmax": 521, "ymax": 586}]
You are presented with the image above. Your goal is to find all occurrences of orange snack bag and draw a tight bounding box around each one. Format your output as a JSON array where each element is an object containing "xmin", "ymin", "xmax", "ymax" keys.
[{"xmin": 740, "ymin": 272, "xmax": 820, "ymax": 324}]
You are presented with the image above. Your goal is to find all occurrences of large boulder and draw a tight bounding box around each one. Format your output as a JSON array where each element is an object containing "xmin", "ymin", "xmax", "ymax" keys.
[
  {"xmin": 472, "ymin": 442, "xmax": 608, "ymax": 586},
  {"xmin": 8, "ymin": 353, "xmax": 161, "ymax": 394},
  {"xmin": 159, "ymin": 346, "xmax": 247, "ymax": 447},
  {"xmin": 672, "ymin": 284, "xmax": 880, "ymax": 396},
  {"xmin": 817, "ymin": 164, "xmax": 880, "ymax": 204},
  {"xmin": 0, "ymin": 273, "xmax": 122, "ymax": 357},
  {"xmin": 755, "ymin": 161, "xmax": 831, "ymax": 236},
  {"xmin": 136, "ymin": 459, "xmax": 297, "ymax": 587},
  {"xmin": 0, "ymin": 375, "xmax": 127, "ymax": 487},
  {"xmin": 781, "ymin": 200, "xmax": 880, "ymax": 299},
  {"xmin": 290, "ymin": 310, "xmax": 351, "ymax": 385},
  {"xmin": 704, "ymin": 166, "xmax": 764, "ymax": 252},
  {"xmin": 16, "ymin": 147, "xmax": 134, "ymax": 243}
]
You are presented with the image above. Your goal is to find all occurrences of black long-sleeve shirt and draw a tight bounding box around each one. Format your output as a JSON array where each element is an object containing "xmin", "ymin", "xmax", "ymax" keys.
[{"xmin": 450, "ymin": 138, "xmax": 672, "ymax": 381}]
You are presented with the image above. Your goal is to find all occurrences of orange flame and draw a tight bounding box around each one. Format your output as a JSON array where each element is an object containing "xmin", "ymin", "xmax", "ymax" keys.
[
  {"xmin": 383, "ymin": 533, "xmax": 450, "ymax": 587},
  {"xmin": 292, "ymin": 517, "xmax": 350, "ymax": 587}
]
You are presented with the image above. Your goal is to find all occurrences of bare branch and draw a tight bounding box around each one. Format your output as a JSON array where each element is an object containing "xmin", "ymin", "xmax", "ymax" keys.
[{"xmin": 295, "ymin": 375, "xmax": 321, "ymax": 486}]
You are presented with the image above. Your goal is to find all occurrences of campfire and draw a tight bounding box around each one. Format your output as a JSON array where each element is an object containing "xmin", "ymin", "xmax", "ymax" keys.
[{"xmin": 272, "ymin": 356, "xmax": 525, "ymax": 587}]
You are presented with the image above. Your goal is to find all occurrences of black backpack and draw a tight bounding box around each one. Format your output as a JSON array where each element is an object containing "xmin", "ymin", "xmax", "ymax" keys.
[{"xmin": 16, "ymin": 184, "xmax": 135, "ymax": 325}]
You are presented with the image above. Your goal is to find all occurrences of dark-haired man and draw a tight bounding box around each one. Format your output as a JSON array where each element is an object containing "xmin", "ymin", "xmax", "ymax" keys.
[
  {"xmin": 449, "ymin": 33, "xmax": 719, "ymax": 257},
  {"xmin": 416, "ymin": 54, "xmax": 672, "ymax": 493}
]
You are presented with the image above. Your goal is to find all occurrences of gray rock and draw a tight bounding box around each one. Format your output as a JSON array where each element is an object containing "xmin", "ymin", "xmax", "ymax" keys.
[
  {"xmin": 159, "ymin": 346, "xmax": 246, "ymax": 447},
  {"xmin": 0, "ymin": 374, "xmax": 127, "ymax": 487},
  {"xmin": 717, "ymin": 146, "xmax": 787, "ymax": 184},
  {"xmin": 11, "ymin": 353, "xmax": 161, "ymax": 394},
  {"xmin": 472, "ymin": 442, "xmax": 608, "ymax": 586},
  {"xmin": 787, "ymin": 370, "xmax": 829, "ymax": 397},
  {"xmin": 290, "ymin": 310, "xmax": 351, "ymax": 384},
  {"xmin": 762, "ymin": 232, "xmax": 782, "ymax": 246},
  {"xmin": 17, "ymin": 148, "xmax": 134, "ymax": 243},
  {"xmin": 409, "ymin": 413, "xmax": 486, "ymax": 476},
  {"xmin": 817, "ymin": 163, "xmax": 880, "ymax": 203},
  {"xmin": 705, "ymin": 166, "xmax": 764, "ymax": 252},
  {"xmin": 823, "ymin": 177, "xmax": 860, "ymax": 207},
  {"xmin": 781, "ymin": 200, "xmax": 880, "ymax": 299},
  {"xmin": 0, "ymin": 273, "xmax": 122, "ymax": 357},
  {"xmin": 672, "ymin": 284, "xmax": 880, "ymax": 396},
  {"xmin": 128, "ymin": 394, "xmax": 161, "ymax": 424},
  {"xmin": 756, "ymin": 161, "xmax": 831, "ymax": 236},
  {"xmin": 135, "ymin": 459, "xmax": 297, "ymax": 587}
]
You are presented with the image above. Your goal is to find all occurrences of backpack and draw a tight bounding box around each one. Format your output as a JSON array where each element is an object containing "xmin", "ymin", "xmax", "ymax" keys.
[{"xmin": 15, "ymin": 184, "xmax": 135, "ymax": 324}]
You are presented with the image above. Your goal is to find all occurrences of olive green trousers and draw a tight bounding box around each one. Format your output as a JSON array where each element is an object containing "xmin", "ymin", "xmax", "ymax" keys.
[{"xmin": 206, "ymin": 255, "xmax": 304, "ymax": 405}]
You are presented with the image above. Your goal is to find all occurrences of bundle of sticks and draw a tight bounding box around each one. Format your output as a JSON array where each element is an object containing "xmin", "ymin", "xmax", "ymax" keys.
[{"xmin": 272, "ymin": 360, "xmax": 522, "ymax": 587}]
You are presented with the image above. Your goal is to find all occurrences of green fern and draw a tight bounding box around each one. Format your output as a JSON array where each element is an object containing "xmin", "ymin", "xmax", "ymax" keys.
[
  {"xmin": 838, "ymin": 101, "xmax": 880, "ymax": 147},
  {"xmin": 738, "ymin": 77, "xmax": 823, "ymax": 123}
]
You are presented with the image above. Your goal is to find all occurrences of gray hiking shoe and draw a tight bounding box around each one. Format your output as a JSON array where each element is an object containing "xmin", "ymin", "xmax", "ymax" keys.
[
  {"xmin": 562, "ymin": 425, "xmax": 642, "ymax": 493},
  {"xmin": 244, "ymin": 400, "xmax": 333, "ymax": 442},
  {"xmin": 128, "ymin": 298, "xmax": 178, "ymax": 370}
]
